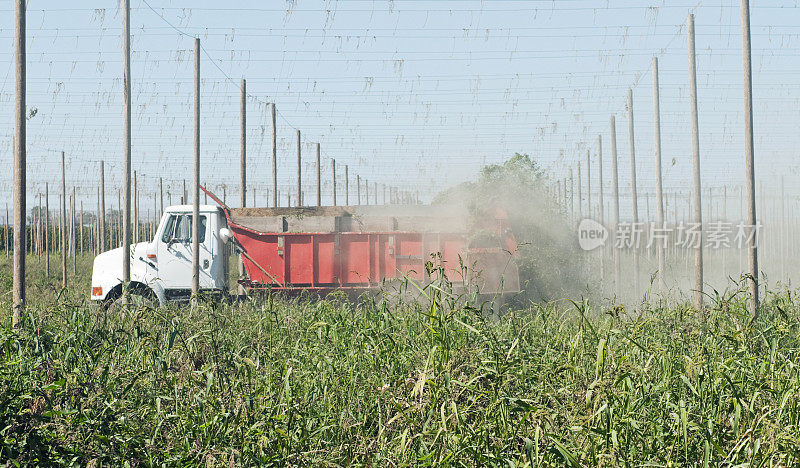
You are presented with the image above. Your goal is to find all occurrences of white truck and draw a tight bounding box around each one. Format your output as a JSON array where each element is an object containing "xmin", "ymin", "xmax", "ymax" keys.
[
  {"xmin": 90, "ymin": 204, "xmax": 232, "ymax": 307},
  {"xmin": 91, "ymin": 188, "xmax": 520, "ymax": 309}
]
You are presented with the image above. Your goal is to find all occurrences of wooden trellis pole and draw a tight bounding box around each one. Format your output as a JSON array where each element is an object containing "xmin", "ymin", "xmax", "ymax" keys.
[
  {"xmin": 741, "ymin": 0, "xmax": 758, "ymax": 316},
  {"xmin": 159, "ymin": 178, "xmax": 164, "ymax": 218},
  {"xmin": 80, "ymin": 199, "xmax": 84, "ymax": 255},
  {"xmin": 271, "ymin": 103, "xmax": 278, "ymax": 208},
  {"xmin": 316, "ymin": 143, "xmax": 321, "ymax": 207},
  {"xmin": 332, "ymin": 160, "xmax": 337, "ymax": 206},
  {"xmin": 71, "ymin": 189, "xmax": 76, "ymax": 275},
  {"xmin": 100, "ymin": 160, "xmax": 105, "ymax": 252},
  {"xmin": 597, "ymin": 135, "xmax": 605, "ymax": 280},
  {"xmin": 61, "ymin": 152, "xmax": 67, "ymax": 288},
  {"xmin": 134, "ymin": 171, "xmax": 138, "ymax": 244},
  {"xmin": 569, "ymin": 168, "xmax": 574, "ymax": 219},
  {"xmin": 122, "ymin": 0, "xmax": 132, "ymax": 299},
  {"xmin": 598, "ymin": 136, "xmax": 604, "ymax": 226},
  {"xmin": 610, "ymin": 115, "xmax": 621, "ymax": 292},
  {"xmin": 577, "ymin": 162, "xmax": 582, "ymax": 218},
  {"xmin": 240, "ymin": 78, "xmax": 247, "ymax": 209},
  {"xmin": 628, "ymin": 88, "xmax": 640, "ymax": 298},
  {"xmin": 653, "ymin": 57, "xmax": 666, "ymax": 292},
  {"xmin": 345, "ymin": 165, "xmax": 349, "ymax": 205},
  {"xmin": 12, "ymin": 0, "xmax": 26, "ymax": 325},
  {"xmin": 191, "ymin": 36, "xmax": 201, "ymax": 297},
  {"xmin": 45, "ymin": 184, "xmax": 50, "ymax": 277},
  {"xmin": 586, "ymin": 150, "xmax": 591, "ymax": 217},
  {"xmin": 296, "ymin": 129, "xmax": 302, "ymax": 207},
  {"xmin": 688, "ymin": 13, "xmax": 704, "ymax": 311}
]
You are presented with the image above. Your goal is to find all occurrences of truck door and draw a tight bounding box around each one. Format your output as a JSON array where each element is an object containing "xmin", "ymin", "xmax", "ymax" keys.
[{"xmin": 157, "ymin": 213, "xmax": 214, "ymax": 290}]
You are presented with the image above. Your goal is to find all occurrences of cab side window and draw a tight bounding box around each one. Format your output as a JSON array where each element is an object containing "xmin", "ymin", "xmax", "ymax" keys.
[
  {"xmin": 166, "ymin": 214, "xmax": 207, "ymax": 243},
  {"xmin": 161, "ymin": 215, "xmax": 177, "ymax": 243}
]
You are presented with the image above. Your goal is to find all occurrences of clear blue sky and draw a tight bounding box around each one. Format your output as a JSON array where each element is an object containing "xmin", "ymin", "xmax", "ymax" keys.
[{"xmin": 0, "ymin": 0, "xmax": 798, "ymax": 219}]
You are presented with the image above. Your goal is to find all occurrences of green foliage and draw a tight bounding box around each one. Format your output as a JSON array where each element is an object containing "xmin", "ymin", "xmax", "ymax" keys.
[
  {"xmin": 2, "ymin": 259, "xmax": 800, "ymax": 465},
  {"xmin": 479, "ymin": 152, "xmax": 546, "ymax": 185},
  {"xmin": 435, "ymin": 153, "xmax": 591, "ymax": 304}
]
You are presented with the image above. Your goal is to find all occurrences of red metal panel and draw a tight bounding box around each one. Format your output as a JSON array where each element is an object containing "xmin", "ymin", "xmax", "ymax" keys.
[
  {"xmin": 234, "ymin": 227, "xmax": 286, "ymax": 284},
  {"xmin": 395, "ymin": 233, "xmax": 423, "ymax": 280},
  {"xmin": 441, "ymin": 234, "xmax": 466, "ymax": 280},
  {"xmin": 341, "ymin": 234, "xmax": 371, "ymax": 284},
  {"xmin": 287, "ymin": 236, "xmax": 314, "ymax": 285},
  {"xmin": 315, "ymin": 234, "xmax": 336, "ymax": 285}
]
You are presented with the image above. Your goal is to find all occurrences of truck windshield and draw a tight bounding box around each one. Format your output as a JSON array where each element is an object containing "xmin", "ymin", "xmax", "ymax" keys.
[{"xmin": 161, "ymin": 214, "xmax": 206, "ymax": 243}]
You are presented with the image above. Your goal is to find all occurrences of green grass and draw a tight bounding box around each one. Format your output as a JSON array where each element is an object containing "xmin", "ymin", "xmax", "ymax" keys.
[{"xmin": 1, "ymin": 254, "xmax": 800, "ymax": 465}]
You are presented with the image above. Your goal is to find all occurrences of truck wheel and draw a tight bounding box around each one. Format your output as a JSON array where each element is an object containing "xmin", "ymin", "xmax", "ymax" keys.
[{"xmin": 104, "ymin": 286, "xmax": 158, "ymax": 312}]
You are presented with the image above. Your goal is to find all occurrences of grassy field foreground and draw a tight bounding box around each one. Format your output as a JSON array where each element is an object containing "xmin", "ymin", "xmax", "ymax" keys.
[{"xmin": 1, "ymin": 257, "xmax": 800, "ymax": 465}]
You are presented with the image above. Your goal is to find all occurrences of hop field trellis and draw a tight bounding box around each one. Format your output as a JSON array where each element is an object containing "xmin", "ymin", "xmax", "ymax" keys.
[
  {"xmin": 3, "ymin": 0, "xmax": 800, "ymax": 463},
  {"xmin": 3, "ymin": 1, "xmax": 800, "ymax": 309}
]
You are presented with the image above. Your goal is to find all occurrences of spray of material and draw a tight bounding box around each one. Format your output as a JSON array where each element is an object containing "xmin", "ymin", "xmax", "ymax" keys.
[{"xmin": 433, "ymin": 153, "xmax": 593, "ymax": 305}]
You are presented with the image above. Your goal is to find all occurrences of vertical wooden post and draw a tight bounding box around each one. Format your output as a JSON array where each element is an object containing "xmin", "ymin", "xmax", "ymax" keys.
[
  {"xmin": 80, "ymin": 199, "xmax": 84, "ymax": 255},
  {"xmin": 345, "ymin": 165, "xmax": 349, "ymax": 205},
  {"xmin": 331, "ymin": 159, "xmax": 337, "ymax": 206},
  {"xmin": 357, "ymin": 175, "xmax": 361, "ymax": 205},
  {"xmin": 598, "ymin": 136, "xmax": 604, "ymax": 225},
  {"xmin": 586, "ymin": 150, "xmax": 591, "ymax": 217},
  {"xmin": 628, "ymin": 88, "xmax": 640, "ymax": 298},
  {"xmin": 577, "ymin": 162, "xmax": 582, "ymax": 218},
  {"xmin": 45, "ymin": 183, "xmax": 50, "ymax": 277},
  {"xmin": 36, "ymin": 194, "xmax": 41, "ymax": 262},
  {"xmin": 122, "ymin": 0, "xmax": 131, "ymax": 298},
  {"xmin": 240, "ymin": 78, "xmax": 246, "ymax": 208},
  {"xmin": 12, "ymin": 0, "xmax": 25, "ymax": 324},
  {"xmin": 569, "ymin": 168, "xmax": 574, "ymax": 219},
  {"xmin": 723, "ymin": 184, "xmax": 728, "ymax": 274},
  {"xmin": 296, "ymin": 129, "xmax": 302, "ymax": 207},
  {"xmin": 191, "ymin": 37, "xmax": 201, "ymax": 297},
  {"xmin": 316, "ymin": 143, "xmax": 321, "ymax": 207},
  {"xmin": 238, "ymin": 81, "xmax": 247, "ymax": 296},
  {"xmin": 653, "ymin": 57, "xmax": 666, "ymax": 292},
  {"xmin": 597, "ymin": 136, "xmax": 605, "ymax": 279},
  {"xmin": 71, "ymin": 189, "xmax": 76, "ymax": 274},
  {"xmin": 159, "ymin": 177, "xmax": 163, "ymax": 218},
  {"xmin": 740, "ymin": 0, "xmax": 758, "ymax": 316},
  {"xmin": 117, "ymin": 189, "xmax": 121, "ymax": 248},
  {"xmin": 271, "ymin": 103, "xmax": 278, "ymax": 208},
  {"xmin": 61, "ymin": 152, "xmax": 67, "ymax": 288},
  {"xmin": 374, "ymin": 182, "xmax": 378, "ymax": 205},
  {"xmin": 134, "ymin": 171, "xmax": 138, "ymax": 243},
  {"xmin": 100, "ymin": 160, "xmax": 105, "ymax": 252},
  {"xmin": 688, "ymin": 13, "xmax": 704, "ymax": 311},
  {"xmin": 610, "ymin": 115, "xmax": 621, "ymax": 292}
]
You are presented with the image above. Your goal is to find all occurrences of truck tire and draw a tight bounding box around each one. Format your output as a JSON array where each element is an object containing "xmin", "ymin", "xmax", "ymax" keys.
[{"xmin": 102, "ymin": 284, "xmax": 158, "ymax": 312}]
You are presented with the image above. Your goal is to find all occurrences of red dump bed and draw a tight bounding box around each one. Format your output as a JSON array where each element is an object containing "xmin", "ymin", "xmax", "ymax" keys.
[{"xmin": 202, "ymin": 187, "xmax": 520, "ymax": 295}]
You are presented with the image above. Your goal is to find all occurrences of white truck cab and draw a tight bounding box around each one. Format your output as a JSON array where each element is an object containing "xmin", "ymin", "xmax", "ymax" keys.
[{"xmin": 91, "ymin": 205, "xmax": 230, "ymax": 306}]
